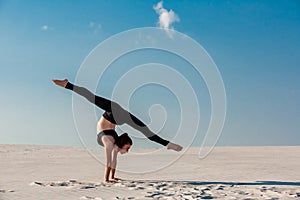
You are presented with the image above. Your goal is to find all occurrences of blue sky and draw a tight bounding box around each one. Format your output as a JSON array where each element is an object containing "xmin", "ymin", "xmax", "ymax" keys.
[{"xmin": 0, "ymin": 0, "xmax": 299, "ymax": 147}]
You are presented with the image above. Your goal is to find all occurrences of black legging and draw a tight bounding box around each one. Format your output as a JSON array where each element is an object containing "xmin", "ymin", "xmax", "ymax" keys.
[{"xmin": 65, "ymin": 82, "xmax": 169, "ymax": 146}]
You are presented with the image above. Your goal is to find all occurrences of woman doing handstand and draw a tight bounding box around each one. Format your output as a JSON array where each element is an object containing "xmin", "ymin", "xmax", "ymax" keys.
[{"xmin": 52, "ymin": 79, "xmax": 182, "ymax": 182}]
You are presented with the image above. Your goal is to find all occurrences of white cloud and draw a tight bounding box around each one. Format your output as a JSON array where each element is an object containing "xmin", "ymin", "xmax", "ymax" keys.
[
  {"xmin": 89, "ymin": 21, "xmax": 102, "ymax": 34},
  {"xmin": 40, "ymin": 25, "xmax": 49, "ymax": 31},
  {"xmin": 89, "ymin": 22, "xmax": 95, "ymax": 28},
  {"xmin": 153, "ymin": 1, "xmax": 180, "ymax": 30},
  {"xmin": 40, "ymin": 25, "xmax": 53, "ymax": 31}
]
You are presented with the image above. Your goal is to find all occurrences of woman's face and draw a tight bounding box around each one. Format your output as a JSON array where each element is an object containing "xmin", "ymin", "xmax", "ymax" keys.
[{"xmin": 119, "ymin": 144, "xmax": 131, "ymax": 154}]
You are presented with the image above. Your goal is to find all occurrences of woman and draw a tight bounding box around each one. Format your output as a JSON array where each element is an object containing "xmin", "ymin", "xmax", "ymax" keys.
[{"xmin": 52, "ymin": 79, "xmax": 182, "ymax": 182}]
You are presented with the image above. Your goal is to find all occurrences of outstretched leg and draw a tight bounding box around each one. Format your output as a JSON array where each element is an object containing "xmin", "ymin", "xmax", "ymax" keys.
[
  {"xmin": 126, "ymin": 112, "xmax": 183, "ymax": 151},
  {"xmin": 52, "ymin": 79, "xmax": 114, "ymax": 111}
]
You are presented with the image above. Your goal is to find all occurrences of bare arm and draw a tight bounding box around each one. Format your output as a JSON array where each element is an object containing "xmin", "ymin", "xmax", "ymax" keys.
[
  {"xmin": 102, "ymin": 136, "xmax": 114, "ymax": 182},
  {"xmin": 110, "ymin": 145, "xmax": 119, "ymax": 180}
]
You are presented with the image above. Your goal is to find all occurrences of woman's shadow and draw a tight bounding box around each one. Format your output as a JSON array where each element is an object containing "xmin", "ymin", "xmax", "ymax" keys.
[
  {"xmin": 187, "ymin": 180, "xmax": 300, "ymax": 186},
  {"xmin": 127, "ymin": 180, "xmax": 300, "ymax": 187}
]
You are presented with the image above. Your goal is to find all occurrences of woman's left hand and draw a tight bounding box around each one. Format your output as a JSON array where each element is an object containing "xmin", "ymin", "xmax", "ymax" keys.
[{"xmin": 111, "ymin": 177, "xmax": 122, "ymax": 181}]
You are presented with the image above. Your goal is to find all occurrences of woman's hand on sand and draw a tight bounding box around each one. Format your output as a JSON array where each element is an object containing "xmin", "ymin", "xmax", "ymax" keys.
[
  {"xmin": 52, "ymin": 79, "xmax": 68, "ymax": 88},
  {"xmin": 104, "ymin": 179, "xmax": 120, "ymax": 183},
  {"xmin": 167, "ymin": 142, "xmax": 183, "ymax": 152},
  {"xmin": 111, "ymin": 177, "xmax": 122, "ymax": 181}
]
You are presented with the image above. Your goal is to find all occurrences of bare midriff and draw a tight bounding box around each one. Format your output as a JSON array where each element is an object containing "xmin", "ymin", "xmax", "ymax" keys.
[{"xmin": 97, "ymin": 116, "xmax": 116, "ymax": 132}]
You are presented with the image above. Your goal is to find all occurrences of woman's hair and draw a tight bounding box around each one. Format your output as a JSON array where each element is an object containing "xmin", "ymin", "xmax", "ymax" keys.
[{"xmin": 117, "ymin": 133, "xmax": 133, "ymax": 148}]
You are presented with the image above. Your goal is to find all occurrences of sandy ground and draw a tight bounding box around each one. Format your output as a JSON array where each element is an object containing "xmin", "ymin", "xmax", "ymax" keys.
[{"xmin": 1, "ymin": 145, "xmax": 299, "ymax": 200}]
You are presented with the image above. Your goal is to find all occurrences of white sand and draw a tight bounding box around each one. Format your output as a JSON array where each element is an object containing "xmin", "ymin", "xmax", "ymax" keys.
[{"xmin": 1, "ymin": 145, "xmax": 299, "ymax": 200}]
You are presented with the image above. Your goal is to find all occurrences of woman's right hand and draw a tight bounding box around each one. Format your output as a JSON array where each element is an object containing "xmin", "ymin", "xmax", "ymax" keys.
[{"xmin": 104, "ymin": 179, "xmax": 118, "ymax": 183}]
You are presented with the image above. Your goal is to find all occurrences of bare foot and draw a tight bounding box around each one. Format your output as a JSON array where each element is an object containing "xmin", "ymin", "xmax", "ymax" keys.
[
  {"xmin": 166, "ymin": 142, "xmax": 183, "ymax": 152},
  {"xmin": 52, "ymin": 79, "xmax": 68, "ymax": 88}
]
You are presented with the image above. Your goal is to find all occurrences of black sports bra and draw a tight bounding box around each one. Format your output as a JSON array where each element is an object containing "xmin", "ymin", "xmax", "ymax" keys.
[{"xmin": 97, "ymin": 129, "xmax": 120, "ymax": 148}]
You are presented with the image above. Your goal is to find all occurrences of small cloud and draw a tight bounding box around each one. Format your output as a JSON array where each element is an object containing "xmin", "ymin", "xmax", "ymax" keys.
[
  {"xmin": 40, "ymin": 25, "xmax": 53, "ymax": 31},
  {"xmin": 153, "ymin": 1, "xmax": 180, "ymax": 30},
  {"xmin": 41, "ymin": 25, "xmax": 49, "ymax": 30},
  {"xmin": 88, "ymin": 21, "xmax": 102, "ymax": 34},
  {"xmin": 89, "ymin": 22, "xmax": 95, "ymax": 28}
]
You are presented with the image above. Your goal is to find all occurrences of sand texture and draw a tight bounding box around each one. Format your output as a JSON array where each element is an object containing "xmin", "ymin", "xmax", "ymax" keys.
[{"xmin": 1, "ymin": 145, "xmax": 299, "ymax": 199}]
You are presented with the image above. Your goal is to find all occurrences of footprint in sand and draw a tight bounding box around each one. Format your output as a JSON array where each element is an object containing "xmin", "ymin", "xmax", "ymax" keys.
[
  {"xmin": 145, "ymin": 183, "xmax": 154, "ymax": 187},
  {"xmin": 122, "ymin": 183, "xmax": 137, "ymax": 190},
  {"xmin": 201, "ymin": 196, "xmax": 214, "ymax": 200},
  {"xmin": 124, "ymin": 183, "xmax": 136, "ymax": 188},
  {"xmin": 31, "ymin": 181, "xmax": 71, "ymax": 187},
  {"xmin": 31, "ymin": 181, "xmax": 45, "ymax": 186},
  {"xmin": 145, "ymin": 192, "xmax": 165, "ymax": 198},
  {"xmin": 238, "ymin": 191, "xmax": 249, "ymax": 195},
  {"xmin": 31, "ymin": 179, "xmax": 104, "ymax": 190},
  {"xmin": 80, "ymin": 185, "xmax": 96, "ymax": 190},
  {"xmin": 80, "ymin": 196, "xmax": 103, "ymax": 200},
  {"xmin": 0, "ymin": 189, "xmax": 15, "ymax": 193},
  {"xmin": 200, "ymin": 189, "xmax": 207, "ymax": 196},
  {"xmin": 216, "ymin": 185, "xmax": 225, "ymax": 190},
  {"xmin": 51, "ymin": 182, "xmax": 70, "ymax": 187},
  {"xmin": 115, "ymin": 197, "xmax": 135, "ymax": 200},
  {"xmin": 135, "ymin": 186, "xmax": 145, "ymax": 190}
]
